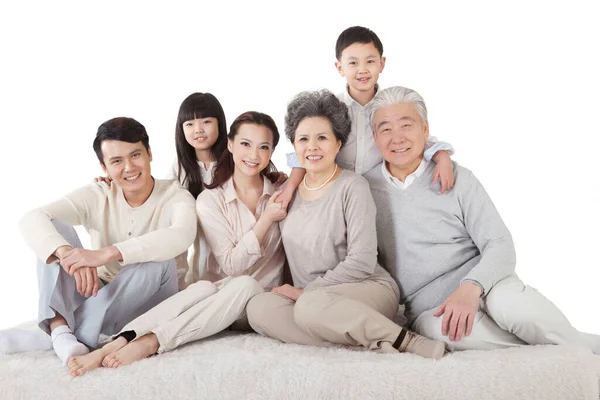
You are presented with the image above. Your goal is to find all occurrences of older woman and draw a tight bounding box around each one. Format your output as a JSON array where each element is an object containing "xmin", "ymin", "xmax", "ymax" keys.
[{"xmin": 246, "ymin": 90, "xmax": 445, "ymax": 359}]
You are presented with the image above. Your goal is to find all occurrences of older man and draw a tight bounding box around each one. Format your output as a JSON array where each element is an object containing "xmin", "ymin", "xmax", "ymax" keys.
[
  {"xmin": 1, "ymin": 117, "xmax": 196, "ymax": 370},
  {"xmin": 364, "ymin": 86, "xmax": 599, "ymax": 353}
]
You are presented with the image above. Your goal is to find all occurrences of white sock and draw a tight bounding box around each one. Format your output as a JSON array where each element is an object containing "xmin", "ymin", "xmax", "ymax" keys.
[
  {"xmin": 50, "ymin": 325, "xmax": 89, "ymax": 365},
  {"xmin": 0, "ymin": 328, "xmax": 53, "ymax": 353}
]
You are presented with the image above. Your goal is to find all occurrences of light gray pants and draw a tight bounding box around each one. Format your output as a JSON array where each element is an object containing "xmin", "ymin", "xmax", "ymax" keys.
[
  {"xmin": 412, "ymin": 274, "xmax": 599, "ymax": 353},
  {"xmin": 37, "ymin": 221, "xmax": 179, "ymax": 348}
]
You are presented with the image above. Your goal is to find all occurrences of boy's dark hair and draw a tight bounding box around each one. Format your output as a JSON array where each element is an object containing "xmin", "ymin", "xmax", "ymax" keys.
[
  {"xmin": 93, "ymin": 117, "xmax": 150, "ymax": 165},
  {"xmin": 335, "ymin": 26, "xmax": 384, "ymax": 60}
]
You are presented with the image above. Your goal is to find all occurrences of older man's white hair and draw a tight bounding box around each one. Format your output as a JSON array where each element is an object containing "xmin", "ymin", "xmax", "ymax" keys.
[{"xmin": 368, "ymin": 86, "xmax": 428, "ymax": 131}]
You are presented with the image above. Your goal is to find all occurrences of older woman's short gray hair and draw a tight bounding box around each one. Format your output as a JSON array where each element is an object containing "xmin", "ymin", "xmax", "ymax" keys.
[
  {"xmin": 367, "ymin": 86, "xmax": 428, "ymax": 131},
  {"xmin": 284, "ymin": 89, "xmax": 351, "ymax": 147}
]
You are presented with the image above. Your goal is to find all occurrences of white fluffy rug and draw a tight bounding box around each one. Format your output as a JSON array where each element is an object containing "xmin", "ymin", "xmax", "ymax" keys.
[{"xmin": 1, "ymin": 332, "xmax": 598, "ymax": 400}]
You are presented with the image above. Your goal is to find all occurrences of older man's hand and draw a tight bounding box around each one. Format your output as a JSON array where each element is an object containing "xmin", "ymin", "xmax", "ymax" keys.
[{"xmin": 433, "ymin": 281, "xmax": 482, "ymax": 342}]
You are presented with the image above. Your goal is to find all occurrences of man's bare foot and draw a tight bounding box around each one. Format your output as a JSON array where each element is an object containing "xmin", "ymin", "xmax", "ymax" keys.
[
  {"xmin": 67, "ymin": 336, "xmax": 128, "ymax": 376},
  {"xmin": 102, "ymin": 334, "xmax": 159, "ymax": 368}
]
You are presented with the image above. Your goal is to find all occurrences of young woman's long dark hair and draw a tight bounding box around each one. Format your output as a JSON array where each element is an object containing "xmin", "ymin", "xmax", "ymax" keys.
[
  {"xmin": 206, "ymin": 111, "xmax": 280, "ymax": 190},
  {"xmin": 175, "ymin": 92, "xmax": 228, "ymax": 198}
]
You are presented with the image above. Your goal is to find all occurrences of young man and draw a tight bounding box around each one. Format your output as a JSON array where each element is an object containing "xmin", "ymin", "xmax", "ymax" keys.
[
  {"xmin": 279, "ymin": 26, "xmax": 455, "ymax": 207},
  {"xmin": 364, "ymin": 86, "xmax": 600, "ymax": 353},
  {"xmin": 4, "ymin": 117, "xmax": 197, "ymax": 367}
]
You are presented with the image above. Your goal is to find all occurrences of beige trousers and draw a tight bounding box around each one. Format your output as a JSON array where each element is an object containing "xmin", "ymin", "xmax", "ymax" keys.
[
  {"xmin": 246, "ymin": 279, "xmax": 402, "ymax": 352},
  {"xmin": 118, "ymin": 275, "xmax": 263, "ymax": 353},
  {"xmin": 412, "ymin": 274, "xmax": 588, "ymax": 351}
]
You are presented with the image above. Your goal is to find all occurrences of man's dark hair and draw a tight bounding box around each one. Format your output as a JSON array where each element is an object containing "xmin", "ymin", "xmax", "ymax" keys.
[
  {"xmin": 335, "ymin": 26, "xmax": 384, "ymax": 60},
  {"xmin": 93, "ymin": 117, "xmax": 150, "ymax": 165}
]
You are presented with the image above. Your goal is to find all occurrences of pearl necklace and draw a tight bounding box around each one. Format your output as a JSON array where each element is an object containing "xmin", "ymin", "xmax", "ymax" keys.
[{"xmin": 303, "ymin": 165, "xmax": 338, "ymax": 191}]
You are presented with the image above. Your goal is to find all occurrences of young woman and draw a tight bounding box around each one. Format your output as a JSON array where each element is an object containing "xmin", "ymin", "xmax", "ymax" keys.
[{"xmin": 68, "ymin": 111, "xmax": 287, "ymax": 376}]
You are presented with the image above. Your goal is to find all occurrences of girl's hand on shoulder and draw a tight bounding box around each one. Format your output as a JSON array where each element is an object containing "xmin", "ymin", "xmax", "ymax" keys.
[{"xmin": 94, "ymin": 176, "xmax": 112, "ymax": 186}]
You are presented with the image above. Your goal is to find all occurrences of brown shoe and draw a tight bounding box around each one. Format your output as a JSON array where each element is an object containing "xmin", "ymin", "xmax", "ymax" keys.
[{"xmin": 397, "ymin": 329, "xmax": 446, "ymax": 360}]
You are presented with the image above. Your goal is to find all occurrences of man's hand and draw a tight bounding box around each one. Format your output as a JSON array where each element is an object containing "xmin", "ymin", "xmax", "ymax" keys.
[
  {"xmin": 433, "ymin": 281, "xmax": 482, "ymax": 342},
  {"xmin": 431, "ymin": 150, "xmax": 455, "ymax": 194},
  {"xmin": 271, "ymin": 284, "xmax": 304, "ymax": 302},
  {"xmin": 61, "ymin": 246, "xmax": 120, "ymax": 275},
  {"xmin": 74, "ymin": 267, "xmax": 99, "ymax": 298}
]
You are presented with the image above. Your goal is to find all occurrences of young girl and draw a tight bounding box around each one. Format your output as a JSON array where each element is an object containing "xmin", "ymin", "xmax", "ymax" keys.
[
  {"xmin": 172, "ymin": 92, "xmax": 229, "ymax": 286},
  {"xmin": 68, "ymin": 111, "xmax": 287, "ymax": 375}
]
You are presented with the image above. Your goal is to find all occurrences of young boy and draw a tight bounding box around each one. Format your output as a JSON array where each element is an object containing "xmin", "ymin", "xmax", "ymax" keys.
[{"xmin": 278, "ymin": 26, "xmax": 455, "ymax": 207}]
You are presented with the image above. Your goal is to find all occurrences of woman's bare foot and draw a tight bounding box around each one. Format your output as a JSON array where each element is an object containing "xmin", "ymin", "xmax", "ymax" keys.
[
  {"xmin": 102, "ymin": 334, "xmax": 159, "ymax": 368},
  {"xmin": 67, "ymin": 336, "xmax": 127, "ymax": 376}
]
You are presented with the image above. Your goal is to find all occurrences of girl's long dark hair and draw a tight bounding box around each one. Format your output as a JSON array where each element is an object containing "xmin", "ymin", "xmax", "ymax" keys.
[
  {"xmin": 206, "ymin": 111, "xmax": 280, "ymax": 190},
  {"xmin": 175, "ymin": 92, "xmax": 228, "ymax": 198}
]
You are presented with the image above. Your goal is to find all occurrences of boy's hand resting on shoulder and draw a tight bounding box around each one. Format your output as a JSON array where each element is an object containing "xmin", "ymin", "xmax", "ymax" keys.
[
  {"xmin": 433, "ymin": 281, "xmax": 482, "ymax": 342},
  {"xmin": 272, "ymin": 284, "xmax": 304, "ymax": 302},
  {"xmin": 431, "ymin": 151, "xmax": 455, "ymax": 194}
]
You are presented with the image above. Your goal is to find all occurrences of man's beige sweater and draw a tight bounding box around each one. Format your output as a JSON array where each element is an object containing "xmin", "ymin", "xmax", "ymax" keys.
[{"xmin": 19, "ymin": 179, "xmax": 197, "ymax": 289}]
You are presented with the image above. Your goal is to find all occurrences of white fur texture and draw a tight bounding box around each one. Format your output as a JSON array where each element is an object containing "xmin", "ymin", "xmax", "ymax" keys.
[{"xmin": 1, "ymin": 332, "xmax": 598, "ymax": 400}]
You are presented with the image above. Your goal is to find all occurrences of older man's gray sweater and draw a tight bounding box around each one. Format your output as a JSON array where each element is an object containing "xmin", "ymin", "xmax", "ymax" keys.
[{"xmin": 364, "ymin": 161, "xmax": 516, "ymax": 324}]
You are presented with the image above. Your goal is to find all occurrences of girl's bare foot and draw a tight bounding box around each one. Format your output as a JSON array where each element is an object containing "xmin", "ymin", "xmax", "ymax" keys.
[
  {"xmin": 67, "ymin": 336, "xmax": 127, "ymax": 376},
  {"xmin": 102, "ymin": 333, "xmax": 159, "ymax": 368}
]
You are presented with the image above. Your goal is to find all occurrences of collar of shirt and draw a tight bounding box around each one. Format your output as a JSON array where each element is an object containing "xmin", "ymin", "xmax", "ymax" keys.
[
  {"xmin": 197, "ymin": 160, "xmax": 217, "ymax": 173},
  {"xmin": 222, "ymin": 176, "xmax": 276, "ymax": 203},
  {"xmin": 382, "ymin": 159, "xmax": 429, "ymax": 190},
  {"xmin": 341, "ymin": 83, "xmax": 380, "ymax": 108}
]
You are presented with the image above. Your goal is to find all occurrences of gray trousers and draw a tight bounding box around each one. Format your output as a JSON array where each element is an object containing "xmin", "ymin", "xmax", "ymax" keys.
[{"xmin": 37, "ymin": 221, "xmax": 179, "ymax": 348}]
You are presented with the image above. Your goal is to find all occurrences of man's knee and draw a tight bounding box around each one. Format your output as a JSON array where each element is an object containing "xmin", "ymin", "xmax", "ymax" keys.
[
  {"xmin": 293, "ymin": 290, "xmax": 331, "ymax": 329},
  {"xmin": 412, "ymin": 309, "xmax": 446, "ymax": 342},
  {"xmin": 485, "ymin": 276, "xmax": 532, "ymax": 323}
]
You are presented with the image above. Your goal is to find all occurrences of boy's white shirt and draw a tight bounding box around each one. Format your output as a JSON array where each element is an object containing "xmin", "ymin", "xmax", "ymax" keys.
[{"xmin": 286, "ymin": 84, "xmax": 454, "ymax": 174}]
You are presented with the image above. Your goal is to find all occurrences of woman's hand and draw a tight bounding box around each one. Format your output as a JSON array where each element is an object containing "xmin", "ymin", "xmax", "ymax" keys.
[
  {"xmin": 262, "ymin": 190, "xmax": 287, "ymax": 223},
  {"xmin": 271, "ymin": 284, "xmax": 304, "ymax": 302}
]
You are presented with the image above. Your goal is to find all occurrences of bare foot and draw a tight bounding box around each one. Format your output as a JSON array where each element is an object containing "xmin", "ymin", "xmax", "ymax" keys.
[
  {"xmin": 67, "ymin": 336, "xmax": 128, "ymax": 377},
  {"xmin": 102, "ymin": 334, "xmax": 159, "ymax": 368}
]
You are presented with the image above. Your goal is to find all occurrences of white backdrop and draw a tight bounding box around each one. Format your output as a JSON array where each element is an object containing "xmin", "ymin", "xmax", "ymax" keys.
[{"xmin": 1, "ymin": 1, "xmax": 598, "ymax": 333}]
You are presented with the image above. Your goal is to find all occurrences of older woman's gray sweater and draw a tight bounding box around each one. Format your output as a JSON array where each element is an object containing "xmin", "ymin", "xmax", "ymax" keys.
[{"xmin": 280, "ymin": 170, "xmax": 398, "ymax": 293}]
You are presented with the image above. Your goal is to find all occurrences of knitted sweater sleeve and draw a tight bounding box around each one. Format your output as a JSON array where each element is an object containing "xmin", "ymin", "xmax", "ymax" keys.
[{"xmin": 459, "ymin": 170, "xmax": 516, "ymax": 295}]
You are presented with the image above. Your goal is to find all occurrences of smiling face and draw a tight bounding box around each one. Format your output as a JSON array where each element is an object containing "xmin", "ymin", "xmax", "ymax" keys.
[
  {"xmin": 335, "ymin": 42, "xmax": 386, "ymax": 98},
  {"xmin": 182, "ymin": 117, "xmax": 220, "ymax": 153},
  {"xmin": 293, "ymin": 116, "xmax": 342, "ymax": 174},
  {"xmin": 100, "ymin": 140, "xmax": 154, "ymax": 195},
  {"xmin": 228, "ymin": 123, "xmax": 274, "ymax": 178},
  {"xmin": 373, "ymin": 102, "xmax": 429, "ymax": 176}
]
